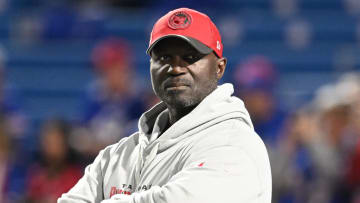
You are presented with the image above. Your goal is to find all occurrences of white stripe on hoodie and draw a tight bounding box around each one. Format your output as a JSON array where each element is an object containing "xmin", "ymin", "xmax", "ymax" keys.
[{"xmin": 58, "ymin": 83, "xmax": 272, "ymax": 203}]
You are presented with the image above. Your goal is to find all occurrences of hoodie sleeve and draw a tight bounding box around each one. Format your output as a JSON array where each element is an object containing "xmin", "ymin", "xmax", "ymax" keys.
[
  {"xmin": 102, "ymin": 140, "xmax": 271, "ymax": 203},
  {"xmin": 58, "ymin": 149, "xmax": 105, "ymax": 203}
]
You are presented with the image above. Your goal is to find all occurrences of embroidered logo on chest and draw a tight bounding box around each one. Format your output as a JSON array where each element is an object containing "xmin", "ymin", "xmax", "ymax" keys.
[{"xmin": 109, "ymin": 184, "xmax": 153, "ymax": 197}]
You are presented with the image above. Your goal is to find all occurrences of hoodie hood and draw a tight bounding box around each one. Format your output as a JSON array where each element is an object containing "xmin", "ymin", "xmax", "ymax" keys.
[{"xmin": 137, "ymin": 83, "xmax": 253, "ymax": 153}]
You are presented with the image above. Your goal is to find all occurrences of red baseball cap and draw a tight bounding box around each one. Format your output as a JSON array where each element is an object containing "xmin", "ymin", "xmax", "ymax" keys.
[{"xmin": 147, "ymin": 8, "xmax": 223, "ymax": 58}]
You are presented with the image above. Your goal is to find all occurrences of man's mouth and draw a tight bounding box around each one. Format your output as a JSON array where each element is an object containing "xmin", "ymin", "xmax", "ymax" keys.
[
  {"xmin": 164, "ymin": 81, "xmax": 190, "ymax": 91},
  {"xmin": 165, "ymin": 86, "xmax": 188, "ymax": 91}
]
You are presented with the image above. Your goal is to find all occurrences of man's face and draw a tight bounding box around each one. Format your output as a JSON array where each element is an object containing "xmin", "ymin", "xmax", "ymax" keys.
[{"xmin": 150, "ymin": 38, "xmax": 219, "ymax": 109}]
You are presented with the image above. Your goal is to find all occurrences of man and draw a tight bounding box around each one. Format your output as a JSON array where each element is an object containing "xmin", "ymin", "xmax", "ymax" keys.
[{"xmin": 58, "ymin": 8, "xmax": 272, "ymax": 203}]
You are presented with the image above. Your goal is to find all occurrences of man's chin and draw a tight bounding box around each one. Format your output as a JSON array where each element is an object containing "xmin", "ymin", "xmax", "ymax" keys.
[{"xmin": 163, "ymin": 94, "xmax": 197, "ymax": 109}]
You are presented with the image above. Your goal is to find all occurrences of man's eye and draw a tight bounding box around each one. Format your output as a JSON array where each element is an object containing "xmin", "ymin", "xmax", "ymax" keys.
[
  {"xmin": 184, "ymin": 54, "xmax": 201, "ymax": 63},
  {"xmin": 185, "ymin": 55, "xmax": 196, "ymax": 59},
  {"xmin": 159, "ymin": 55, "xmax": 170, "ymax": 62}
]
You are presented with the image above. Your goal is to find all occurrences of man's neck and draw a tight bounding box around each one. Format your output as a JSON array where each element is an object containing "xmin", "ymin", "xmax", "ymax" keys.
[{"xmin": 167, "ymin": 104, "xmax": 198, "ymax": 126}]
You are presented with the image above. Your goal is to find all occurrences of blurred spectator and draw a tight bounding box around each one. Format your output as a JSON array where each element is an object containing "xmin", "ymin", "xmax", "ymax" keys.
[
  {"xmin": 234, "ymin": 55, "xmax": 295, "ymax": 202},
  {"xmin": 25, "ymin": 119, "xmax": 82, "ymax": 203},
  {"xmin": 72, "ymin": 37, "xmax": 146, "ymax": 161},
  {"xmin": 233, "ymin": 55, "xmax": 288, "ymax": 146},
  {"xmin": 0, "ymin": 114, "xmax": 27, "ymax": 203},
  {"xmin": 0, "ymin": 114, "xmax": 13, "ymax": 203},
  {"xmin": 346, "ymin": 125, "xmax": 360, "ymax": 202},
  {"xmin": 271, "ymin": 108, "xmax": 342, "ymax": 203},
  {"xmin": 272, "ymin": 72, "xmax": 360, "ymax": 203},
  {"xmin": 0, "ymin": 113, "xmax": 29, "ymax": 203},
  {"xmin": 336, "ymin": 73, "xmax": 360, "ymax": 202}
]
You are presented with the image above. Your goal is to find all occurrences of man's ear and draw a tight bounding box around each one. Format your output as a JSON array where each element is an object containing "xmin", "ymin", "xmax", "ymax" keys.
[{"xmin": 216, "ymin": 57, "xmax": 227, "ymax": 80}]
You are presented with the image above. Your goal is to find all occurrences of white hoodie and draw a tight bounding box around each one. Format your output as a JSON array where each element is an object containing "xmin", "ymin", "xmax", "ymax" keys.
[{"xmin": 58, "ymin": 83, "xmax": 272, "ymax": 203}]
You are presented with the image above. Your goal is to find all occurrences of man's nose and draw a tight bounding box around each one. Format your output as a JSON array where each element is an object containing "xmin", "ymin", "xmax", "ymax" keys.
[{"xmin": 167, "ymin": 55, "xmax": 187, "ymax": 75}]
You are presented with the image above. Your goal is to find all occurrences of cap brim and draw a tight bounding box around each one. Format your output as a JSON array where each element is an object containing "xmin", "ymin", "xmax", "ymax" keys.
[{"xmin": 146, "ymin": 35, "xmax": 213, "ymax": 56}]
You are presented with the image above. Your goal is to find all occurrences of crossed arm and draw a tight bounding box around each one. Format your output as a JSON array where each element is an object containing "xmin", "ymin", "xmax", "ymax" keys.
[{"xmin": 58, "ymin": 144, "xmax": 270, "ymax": 203}]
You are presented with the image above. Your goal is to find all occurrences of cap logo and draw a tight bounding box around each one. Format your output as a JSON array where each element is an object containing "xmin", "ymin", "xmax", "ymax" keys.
[
  {"xmin": 168, "ymin": 11, "xmax": 192, "ymax": 29},
  {"xmin": 216, "ymin": 41, "xmax": 221, "ymax": 50}
]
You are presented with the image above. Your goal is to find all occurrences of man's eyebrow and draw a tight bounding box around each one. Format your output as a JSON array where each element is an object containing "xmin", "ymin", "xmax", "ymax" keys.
[{"xmin": 152, "ymin": 48, "xmax": 168, "ymax": 54}]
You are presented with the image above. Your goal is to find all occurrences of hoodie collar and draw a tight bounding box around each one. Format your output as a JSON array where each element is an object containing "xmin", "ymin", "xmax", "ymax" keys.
[{"xmin": 137, "ymin": 83, "xmax": 253, "ymax": 151}]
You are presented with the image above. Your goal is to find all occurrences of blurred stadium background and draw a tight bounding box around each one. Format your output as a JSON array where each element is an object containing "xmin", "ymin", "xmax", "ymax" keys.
[{"xmin": 1, "ymin": 0, "xmax": 360, "ymax": 202}]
